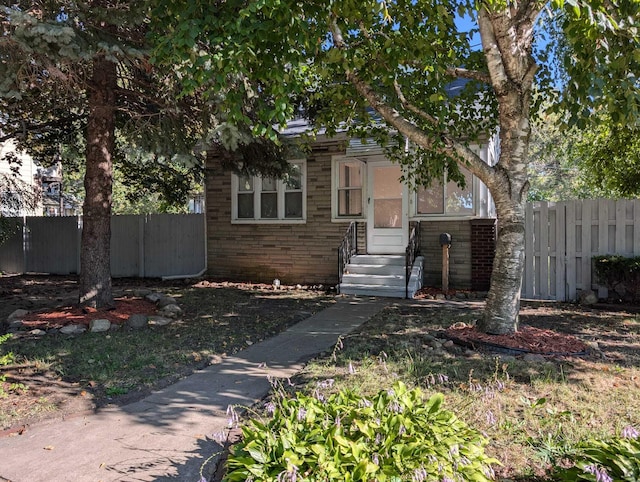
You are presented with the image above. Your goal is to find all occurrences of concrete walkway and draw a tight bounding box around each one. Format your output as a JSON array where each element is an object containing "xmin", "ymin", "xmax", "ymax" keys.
[{"xmin": 0, "ymin": 297, "xmax": 387, "ymax": 482}]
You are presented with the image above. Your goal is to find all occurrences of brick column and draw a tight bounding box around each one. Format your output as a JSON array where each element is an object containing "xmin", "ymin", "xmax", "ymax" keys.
[{"xmin": 471, "ymin": 219, "xmax": 497, "ymax": 291}]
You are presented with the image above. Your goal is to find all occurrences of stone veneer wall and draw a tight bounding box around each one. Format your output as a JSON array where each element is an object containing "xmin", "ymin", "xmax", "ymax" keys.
[{"xmin": 206, "ymin": 139, "xmax": 354, "ymax": 285}]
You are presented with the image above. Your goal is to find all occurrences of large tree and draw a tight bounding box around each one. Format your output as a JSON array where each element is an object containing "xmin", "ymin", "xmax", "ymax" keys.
[
  {"xmin": 1, "ymin": 2, "xmax": 288, "ymax": 308},
  {"xmin": 528, "ymin": 112, "xmax": 640, "ymax": 201},
  {"xmin": 152, "ymin": 0, "xmax": 639, "ymax": 334}
]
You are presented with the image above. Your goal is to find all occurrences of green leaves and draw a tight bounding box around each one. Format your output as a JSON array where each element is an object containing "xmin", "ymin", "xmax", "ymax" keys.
[
  {"xmin": 223, "ymin": 382, "xmax": 499, "ymax": 481},
  {"xmin": 548, "ymin": 0, "xmax": 640, "ymax": 128},
  {"xmin": 553, "ymin": 434, "xmax": 640, "ymax": 481}
]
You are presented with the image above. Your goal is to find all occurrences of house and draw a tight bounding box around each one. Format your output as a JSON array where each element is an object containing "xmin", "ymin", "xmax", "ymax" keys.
[
  {"xmin": 0, "ymin": 140, "xmax": 41, "ymax": 217},
  {"xmin": 205, "ymin": 122, "xmax": 498, "ymax": 297},
  {"xmin": 36, "ymin": 162, "xmax": 80, "ymax": 216}
]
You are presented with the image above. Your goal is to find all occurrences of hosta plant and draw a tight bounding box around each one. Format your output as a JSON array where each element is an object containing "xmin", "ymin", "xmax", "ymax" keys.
[
  {"xmin": 553, "ymin": 427, "xmax": 640, "ymax": 482},
  {"xmin": 223, "ymin": 381, "xmax": 499, "ymax": 481}
]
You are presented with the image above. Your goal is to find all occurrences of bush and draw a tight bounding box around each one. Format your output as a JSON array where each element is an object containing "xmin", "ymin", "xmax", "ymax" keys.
[
  {"xmin": 223, "ymin": 382, "xmax": 499, "ymax": 482},
  {"xmin": 593, "ymin": 255, "xmax": 640, "ymax": 302},
  {"xmin": 552, "ymin": 428, "xmax": 640, "ymax": 482},
  {"xmin": 0, "ymin": 333, "xmax": 16, "ymax": 396}
]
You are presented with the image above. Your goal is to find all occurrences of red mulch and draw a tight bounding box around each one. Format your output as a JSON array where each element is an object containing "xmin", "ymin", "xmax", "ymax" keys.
[
  {"xmin": 19, "ymin": 298, "xmax": 156, "ymax": 329},
  {"xmin": 446, "ymin": 325, "xmax": 589, "ymax": 355}
]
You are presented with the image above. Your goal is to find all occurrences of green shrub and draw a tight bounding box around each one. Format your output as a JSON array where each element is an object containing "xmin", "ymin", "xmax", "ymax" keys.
[
  {"xmin": 552, "ymin": 428, "xmax": 640, "ymax": 482},
  {"xmin": 0, "ymin": 333, "xmax": 16, "ymax": 397},
  {"xmin": 593, "ymin": 255, "xmax": 640, "ymax": 301},
  {"xmin": 223, "ymin": 382, "xmax": 500, "ymax": 482}
]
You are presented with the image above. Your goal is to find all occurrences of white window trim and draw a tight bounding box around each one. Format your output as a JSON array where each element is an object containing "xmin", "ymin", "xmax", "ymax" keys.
[
  {"xmin": 411, "ymin": 170, "xmax": 478, "ymax": 219},
  {"xmin": 331, "ymin": 156, "xmax": 366, "ymax": 222},
  {"xmin": 231, "ymin": 160, "xmax": 307, "ymax": 224}
]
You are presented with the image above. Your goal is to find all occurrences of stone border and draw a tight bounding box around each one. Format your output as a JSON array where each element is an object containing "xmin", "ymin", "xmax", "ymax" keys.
[{"xmin": 3, "ymin": 290, "xmax": 183, "ymax": 338}]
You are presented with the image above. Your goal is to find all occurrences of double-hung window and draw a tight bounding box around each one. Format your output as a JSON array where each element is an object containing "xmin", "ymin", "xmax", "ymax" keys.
[
  {"xmin": 232, "ymin": 161, "xmax": 306, "ymax": 222},
  {"xmin": 334, "ymin": 158, "xmax": 364, "ymax": 219},
  {"xmin": 416, "ymin": 166, "xmax": 475, "ymax": 216}
]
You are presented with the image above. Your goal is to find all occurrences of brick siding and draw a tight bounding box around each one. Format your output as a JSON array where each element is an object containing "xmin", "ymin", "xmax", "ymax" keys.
[
  {"xmin": 470, "ymin": 219, "xmax": 497, "ymax": 291},
  {"xmin": 206, "ymin": 139, "xmax": 352, "ymax": 285},
  {"xmin": 206, "ymin": 140, "xmax": 494, "ymax": 288}
]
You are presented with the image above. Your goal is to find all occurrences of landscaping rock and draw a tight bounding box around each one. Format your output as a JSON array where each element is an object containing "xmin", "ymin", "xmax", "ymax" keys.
[
  {"xmin": 578, "ymin": 290, "xmax": 598, "ymax": 306},
  {"xmin": 442, "ymin": 340, "xmax": 455, "ymax": 349},
  {"xmin": 90, "ymin": 319, "xmax": 111, "ymax": 333},
  {"xmin": 523, "ymin": 353, "xmax": 547, "ymax": 363},
  {"xmin": 126, "ymin": 314, "xmax": 148, "ymax": 330},
  {"xmin": 435, "ymin": 293, "xmax": 446, "ymax": 300},
  {"xmin": 157, "ymin": 296, "xmax": 178, "ymax": 308},
  {"xmin": 29, "ymin": 329, "xmax": 47, "ymax": 336},
  {"xmin": 429, "ymin": 340, "xmax": 443, "ymax": 349},
  {"xmin": 8, "ymin": 319, "xmax": 25, "ymax": 330},
  {"xmin": 158, "ymin": 304, "xmax": 182, "ymax": 318},
  {"xmin": 7, "ymin": 309, "xmax": 29, "ymax": 323},
  {"xmin": 133, "ymin": 289, "xmax": 152, "ymax": 297},
  {"xmin": 145, "ymin": 292, "xmax": 163, "ymax": 303},
  {"xmin": 60, "ymin": 324, "xmax": 86, "ymax": 335},
  {"xmin": 148, "ymin": 316, "xmax": 172, "ymax": 326}
]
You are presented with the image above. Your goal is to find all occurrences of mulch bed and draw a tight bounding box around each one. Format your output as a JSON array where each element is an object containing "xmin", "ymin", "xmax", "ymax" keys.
[
  {"xmin": 446, "ymin": 324, "xmax": 589, "ymax": 355},
  {"xmin": 18, "ymin": 298, "xmax": 157, "ymax": 329}
]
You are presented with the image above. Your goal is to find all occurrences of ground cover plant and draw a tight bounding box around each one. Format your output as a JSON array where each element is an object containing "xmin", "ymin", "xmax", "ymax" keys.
[
  {"xmin": 224, "ymin": 382, "xmax": 499, "ymax": 482},
  {"xmin": 0, "ymin": 275, "xmax": 334, "ymax": 430},
  {"xmin": 222, "ymin": 300, "xmax": 640, "ymax": 481}
]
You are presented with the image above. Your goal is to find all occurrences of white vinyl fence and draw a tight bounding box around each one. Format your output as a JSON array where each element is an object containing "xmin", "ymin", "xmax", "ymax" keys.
[
  {"xmin": 0, "ymin": 214, "xmax": 205, "ymax": 278},
  {"xmin": 523, "ymin": 199, "xmax": 640, "ymax": 301}
]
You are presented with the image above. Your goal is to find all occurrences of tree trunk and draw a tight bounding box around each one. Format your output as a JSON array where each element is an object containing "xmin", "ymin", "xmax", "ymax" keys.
[
  {"xmin": 478, "ymin": 205, "xmax": 526, "ymax": 334},
  {"xmin": 79, "ymin": 55, "xmax": 116, "ymax": 308}
]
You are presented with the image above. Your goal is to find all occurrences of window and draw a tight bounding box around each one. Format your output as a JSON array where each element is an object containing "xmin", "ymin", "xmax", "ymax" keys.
[
  {"xmin": 334, "ymin": 158, "xmax": 364, "ymax": 218},
  {"xmin": 416, "ymin": 167, "xmax": 474, "ymax": 216},
  {"xmin": 232, "ymin": 161, "xmax": 305, "ymax": 222}
]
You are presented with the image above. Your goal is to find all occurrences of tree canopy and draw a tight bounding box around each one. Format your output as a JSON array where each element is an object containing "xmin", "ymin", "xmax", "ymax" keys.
[
  {"xmin": 529, "ymin": 112, "xmax": 640, "ymax": 201},
  {"xmin": 0, "ymin": 1, "xmax": 290, "ymax": 307},
  {"xmin": 152, "ymin": 0, "xmax": 640, "ymax": 333}
]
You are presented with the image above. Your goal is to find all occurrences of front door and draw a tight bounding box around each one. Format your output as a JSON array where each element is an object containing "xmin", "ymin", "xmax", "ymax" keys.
[{"xmin": 367, "ymin": 160, "xmax": 408, "ymax": 254}]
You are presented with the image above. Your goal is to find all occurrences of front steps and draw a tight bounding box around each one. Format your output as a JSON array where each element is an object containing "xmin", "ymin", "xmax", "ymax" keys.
[{"xmin": 339, "ymin": 255, "xmax": 424, "ymax": 298}]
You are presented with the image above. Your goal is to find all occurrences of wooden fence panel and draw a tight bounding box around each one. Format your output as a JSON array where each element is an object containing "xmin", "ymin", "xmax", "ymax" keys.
[
  {"xmin": 0, "ymin": 214, "xmax": 205, "ymax": 278},
  {"xmin": 524, "ymin": 199, "xmax": 640, "ymax": 301},
  {"xmin": 25, "ymin": 216, "xmax": 80, "ymax": 274},
  {"xmin": 0, "ymin": 218, "xmax": 25, "ymax": 273},
  {"xmin": 143, "ymin": 214, "xmax": 206, "ymax": 278},
  {"xmin": 111, "ymin": 215, "xmax": 143, "ymax": 277}
]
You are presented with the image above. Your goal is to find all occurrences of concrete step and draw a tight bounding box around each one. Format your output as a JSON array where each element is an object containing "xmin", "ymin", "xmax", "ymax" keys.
[
  {"xmin": 339, "ymin": 255, "xmax": 424, "ymax": 299},
  {"xmin": 348, "ymin": 255, "xmax": 405, "ymax": 266},
  {"xmin": 339, "ymin": 284, "xmax": 408, "ymax": 298},
  {"xmin": 345, "ymin": 264, "xmax": 405, "ymax": 276},
  {"xmin": 341, "ymin": 273, "xmax": 405, "ymax": 287}
]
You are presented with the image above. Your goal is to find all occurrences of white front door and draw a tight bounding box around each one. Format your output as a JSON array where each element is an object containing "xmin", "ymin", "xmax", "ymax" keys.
[{"xmin": 367, "ymin": 160, "xmax": 408, "ymax": 254}]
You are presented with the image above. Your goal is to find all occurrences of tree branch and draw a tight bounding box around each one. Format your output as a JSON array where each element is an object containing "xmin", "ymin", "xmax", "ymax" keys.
[
  {"xmin": 445, "ymin": 67, "xmax": 491, "ymax": 84},
  {"xmin": 477, "ymin": 7, "xmax": 510, "ymax": 95},
  {"xmin": 329, "ymin": 16, "xmax": 495, "ymax": 186},
  {"xmin": 392, "ymin": 79, "xmax": 439, "ymax": 126}
]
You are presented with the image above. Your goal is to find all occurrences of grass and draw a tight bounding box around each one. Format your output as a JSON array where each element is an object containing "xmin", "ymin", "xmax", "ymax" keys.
[
  {"xmin": 0, "ymin": 281, "xmax": 334, "ymax": 428},
  {"xmin": 289, "ymin": 301, "xmax": 640, "ymax": 480}
]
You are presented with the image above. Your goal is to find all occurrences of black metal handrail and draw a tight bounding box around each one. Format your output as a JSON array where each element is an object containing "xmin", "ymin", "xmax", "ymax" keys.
[
  {"xmin": 338, "ymin": 221, "xmax": 358, "ymax": 285},
  {"xmin": 405, "ymin": 221, "xmax": 421, "ymax": 298}
]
